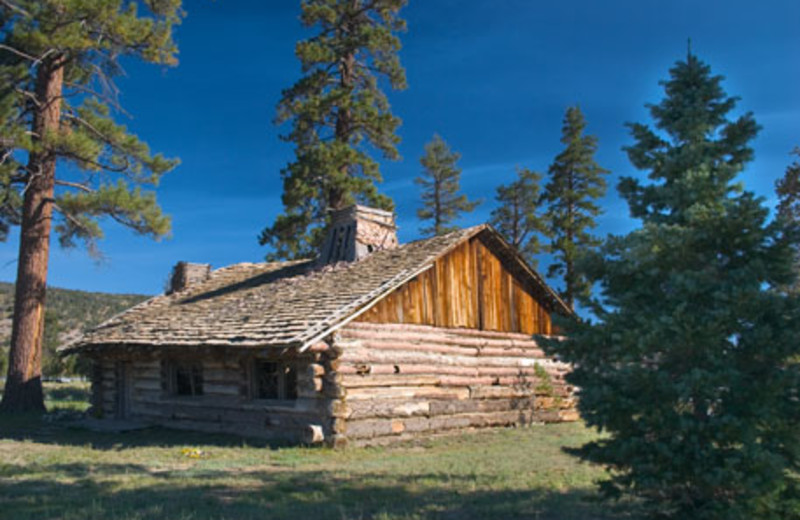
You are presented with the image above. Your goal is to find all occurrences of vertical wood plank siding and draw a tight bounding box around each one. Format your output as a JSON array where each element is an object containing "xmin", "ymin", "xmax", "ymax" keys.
[{"xmin": 357, "ymin": 237, "xmax": 552, "ymax": 334}]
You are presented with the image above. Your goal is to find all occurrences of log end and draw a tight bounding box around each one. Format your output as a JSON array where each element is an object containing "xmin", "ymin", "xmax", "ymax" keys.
[{"xmin": 304, "ymin": 424, "xmax": 325, "ymax": 444}]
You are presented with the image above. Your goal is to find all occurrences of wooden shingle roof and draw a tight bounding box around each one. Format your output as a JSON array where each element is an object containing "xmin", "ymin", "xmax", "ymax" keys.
[{"xmin": 65, "ymin": 225, "xmax": 568, "ymax": 353}]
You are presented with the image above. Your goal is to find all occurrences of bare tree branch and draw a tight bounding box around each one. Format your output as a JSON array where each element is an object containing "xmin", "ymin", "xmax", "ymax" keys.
[
  {"xmin": 59, "ymin": 148, "xmax": 130, "ymax": 173},
  {"xmin": 20, "ymin": 166, "xmax": 42, "ymax": 197},
  {"xmin": 0, "ymin": 44, "xmax": 57, "ymax": 66},
  {"xmin": 55, "ymin": 179, "xmax": 93, "ymax": 193},
  {"xmin": 0, "ymin": 44, "xmax": 39, "ymax": 62},
  {"xmin": 0, "ymin": 149, "xmax": 12, "ymax": 166},
  {"xmin": 0, "ymin": 0, "xmax": 31, "ymax": 18},
  {"xmin": 63, "ymin": 81, "xmax": 129, "ymax": 116},
  {"xmin": 14, "ymin": 86, "xmax": 40, "ymax": 108}
]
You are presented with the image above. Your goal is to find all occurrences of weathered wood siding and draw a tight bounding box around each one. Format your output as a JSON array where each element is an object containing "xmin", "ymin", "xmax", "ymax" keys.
[
  {"xmin": 356, "ymin": 237, "xmax": 553, "ymax": 334},
  {"xmin": 89, "ymin": 349, "xmax": 337, "ymax": 444},
  {"xmin": 329, "ymin": 322, "xmax": 577, "ymax": 445},
  {"xmin": 95, "ymin": 357, "xmax": 115, "ymax": 416}
]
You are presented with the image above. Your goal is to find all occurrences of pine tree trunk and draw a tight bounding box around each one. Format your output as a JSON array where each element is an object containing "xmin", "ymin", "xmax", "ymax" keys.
[
  {"xmin": 0, "ymin": 58, "xmax": 64, "ymax": 413},
  {"xmin": 330, "ymin": 50, "xmax": 354, "ymax": 210},
  {"xmin": 565, "ymin": 171, "xmax": 575, "ymax": 311},
  {"xmin": 512, "ymin": 195, "xmax": 520, "ymax": 248},
  {"xmin": 329, "ymin": 0, "xmax": 358, "ymax": 211},
  {"xmin": 434, "ymin": 179, "xmax": 442, "ymax": 236}
]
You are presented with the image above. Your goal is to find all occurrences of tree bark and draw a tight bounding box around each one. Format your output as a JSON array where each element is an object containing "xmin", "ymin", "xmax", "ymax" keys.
[{"xmin": 0, "ymin": 57, "xmax": 64, "ymax": 412}]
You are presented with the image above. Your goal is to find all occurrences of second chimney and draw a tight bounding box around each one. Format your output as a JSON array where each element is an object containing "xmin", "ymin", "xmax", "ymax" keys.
[
  {"xmin": 319, "ymin": 205, "xmax": 398, "ymax": 264},
  {"xmin": 167, "ymin": 262, "xmax": 211, "ymax": 294}
]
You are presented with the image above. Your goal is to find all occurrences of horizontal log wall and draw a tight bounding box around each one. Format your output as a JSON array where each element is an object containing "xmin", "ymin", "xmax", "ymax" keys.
[
  {"xmin": 356, "ymin": 237, "xmax": 553, "ymax": 334},
  {"xmin": 89, "ymin": 321, "xmax": 575, "ymax": 447},
  {"xmin": 89, "ymin": 348, "xmax": 335, "ymax": 444},
  {"xmin": 333, "ymin": 322, "xmax": 578, "ymax": 445}
]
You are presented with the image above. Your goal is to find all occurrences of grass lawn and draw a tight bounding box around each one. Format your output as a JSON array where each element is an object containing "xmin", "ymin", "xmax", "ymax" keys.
[{"xmin": 0, "ymin": 383, "xmax": 637, "ymax": 520}]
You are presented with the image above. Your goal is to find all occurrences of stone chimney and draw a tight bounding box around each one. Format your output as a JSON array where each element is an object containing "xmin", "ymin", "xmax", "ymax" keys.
[
  {"xmin": 319, "ymin": 205, "xmax": 398, "ymax": 264},
  {"xmin": 167, "ymin": 262, "xmax": 211, "ymax": 294}
]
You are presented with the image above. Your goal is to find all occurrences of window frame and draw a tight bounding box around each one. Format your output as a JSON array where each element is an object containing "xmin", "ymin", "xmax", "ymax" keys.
[
  {"xmin": 163, "ymin": 359, "xmax": 204, "ymax": 397},
  {"xmin": 250, "ymin": 359, "xmax": 298, "ymax": 402}
]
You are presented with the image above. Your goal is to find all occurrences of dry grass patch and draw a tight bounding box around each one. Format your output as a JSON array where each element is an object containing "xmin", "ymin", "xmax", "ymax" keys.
[{"xmin": 0, "ymin": 382, "xmax": 640, "ymax": 520}]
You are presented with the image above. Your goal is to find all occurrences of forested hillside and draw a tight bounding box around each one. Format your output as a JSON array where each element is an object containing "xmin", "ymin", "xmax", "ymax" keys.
[{"xmin": 0, "ymin": 283, "xmax": 149, "ymax": 377}]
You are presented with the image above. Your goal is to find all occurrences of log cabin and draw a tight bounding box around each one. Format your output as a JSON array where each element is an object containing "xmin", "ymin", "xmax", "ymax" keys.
[{"xmin": 62, "ymin": 205, "xmax": 577, "ymax": 446}]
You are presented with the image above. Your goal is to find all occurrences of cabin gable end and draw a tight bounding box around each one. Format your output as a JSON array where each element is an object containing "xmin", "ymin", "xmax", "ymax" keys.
[{"xmin": 356, "ymin": 233, "xmax": 558, "ymax": 335}]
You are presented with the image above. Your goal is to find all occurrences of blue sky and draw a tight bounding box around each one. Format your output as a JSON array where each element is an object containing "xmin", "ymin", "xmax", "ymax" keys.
[{"xmin": 1, "ymin": 0, "xmax": 798, "ymax": 295}]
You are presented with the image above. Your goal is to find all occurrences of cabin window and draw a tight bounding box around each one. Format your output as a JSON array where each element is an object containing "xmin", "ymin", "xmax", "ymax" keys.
[
  {"xmin": 253, "ymin": 360, "xmax": 297, "ymax": 400},
  {"xmin": 167, "ymin": 361, "xmax": 204, "ymax": 397}
]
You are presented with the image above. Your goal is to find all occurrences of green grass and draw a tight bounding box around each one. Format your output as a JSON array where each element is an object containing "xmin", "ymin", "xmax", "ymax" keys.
[
  {"xmin": 43, "ymin": 381, "xmax": 92, "ymax": 412},
  {"xmin": 0, "ymin": 383, "xmax": 638, "ymax": 520}
]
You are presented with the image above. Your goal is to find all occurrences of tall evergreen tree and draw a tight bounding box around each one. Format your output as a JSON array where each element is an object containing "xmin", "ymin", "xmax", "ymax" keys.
[
  {"xmin": 543, "ymin": 106, "xmax": 608, "ymax": 310},
  {"xmin": 490, "ymin": 168, "xmax": 548, "ymax": 268},
  {"xmin": 258, "ymin": 0, "xmax": 407, "ymax": 260},
  {"xmin": 416, "ymin": 134, "xmax": 479, "ymax": 237},
  {"xmin": 545, "ymin": 53, "xmax": 800, "ymax": 519},
  {"xmin": 776, "ymin": 148, "xmax": 800, "ymax": 224},
  {"xmin": 0, "ymin": 0, "xmax": 182, "ymax": 412},
  {"xmin": 775, "ymin": 148, "xmax": 800, "ymax": 293},
  {"xmin": 41, "ymin": 310, "xmax": 63, "ymax": 377}
]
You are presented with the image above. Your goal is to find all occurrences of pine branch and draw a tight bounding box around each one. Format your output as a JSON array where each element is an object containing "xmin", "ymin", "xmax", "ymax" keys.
[
  {"xmin": 59, "ymin": 149, "xmax": 130, "ymax": 174},
  {"xmin": 52, "ymin": 202, "xmax": 92, "ymax": 233},
  {"xmin": 62, "ymin": 112, "xmax": 130, "ymax": 161},
  {"xmin": 0, "ymin": 44, "xmax": 57, "ymax": 64},
  {"xmin": 55, "ymin": 180, "xmax": 93, "ymax": 193}
]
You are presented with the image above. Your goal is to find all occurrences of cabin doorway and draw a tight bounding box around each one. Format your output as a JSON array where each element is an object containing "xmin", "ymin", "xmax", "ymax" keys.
[{"xmin": 114, "ymin": 361, "xmax": 131, "ymax": 419}]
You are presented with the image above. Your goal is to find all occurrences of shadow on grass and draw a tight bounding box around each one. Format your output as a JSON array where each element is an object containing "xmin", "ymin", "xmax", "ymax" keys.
[
  {"xmin": 0, "ymin": 412, "xmax": 293, "ymax": 450},
  {"xmin": 0, "ymin": 460, "xmax": 638, "ymax": 520},
  {"xmin": 0, "ymin": 415, "xmax": 643, "ymax": 519}
]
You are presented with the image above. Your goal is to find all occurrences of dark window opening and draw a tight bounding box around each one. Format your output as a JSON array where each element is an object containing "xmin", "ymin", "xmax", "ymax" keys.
[
  {"xmin": 170, "ymin": 362, "xmax": 203, "ymax": 396},
  {"xmin": 254, "ymin": 360, "xmax": 297, "ymax": 400}
]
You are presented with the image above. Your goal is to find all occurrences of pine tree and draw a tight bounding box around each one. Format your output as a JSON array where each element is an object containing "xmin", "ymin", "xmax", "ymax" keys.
[
  {"xmin": 490, "ymin": 168, "xmax": 548, "ymax": 268},
  {"xmin": 0, "ymin": 1, "xmax": 182, "ymax": 412},
  {"xmin": 258, "ymin": 0, "xmax": 407, "ymax": 260},
  {"xmin": 775, "ymin": 148, "xmax": 800, "ymax": 293},
  {"xmin": 415, "ymin": 134, "xmax": 479, "ymax": 237},
  {"xmin": 776, "ymin": 148, "xmax": 800, "ymax": 224},
  {"xmin": 41, "ymin": 310, "xmax": 63, "ymax": 377},
  {"xmin": 545, "ymin": 53, "xmax": 800, "ymax": 519},
  {"xmin": 543, "ymin": 106, "xmax": 608, "ymax": 310}
]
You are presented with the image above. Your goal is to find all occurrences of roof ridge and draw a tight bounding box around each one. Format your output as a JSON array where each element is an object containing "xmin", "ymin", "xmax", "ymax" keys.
[{"xmin": 211, "ymin": 258, "xmax": 310, "ymax": 273}]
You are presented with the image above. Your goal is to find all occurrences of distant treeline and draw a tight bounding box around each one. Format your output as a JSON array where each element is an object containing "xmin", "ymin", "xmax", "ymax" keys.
[{"xmin": 0, "ymin": 283, "xmax": 149, "ymax": 377}]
